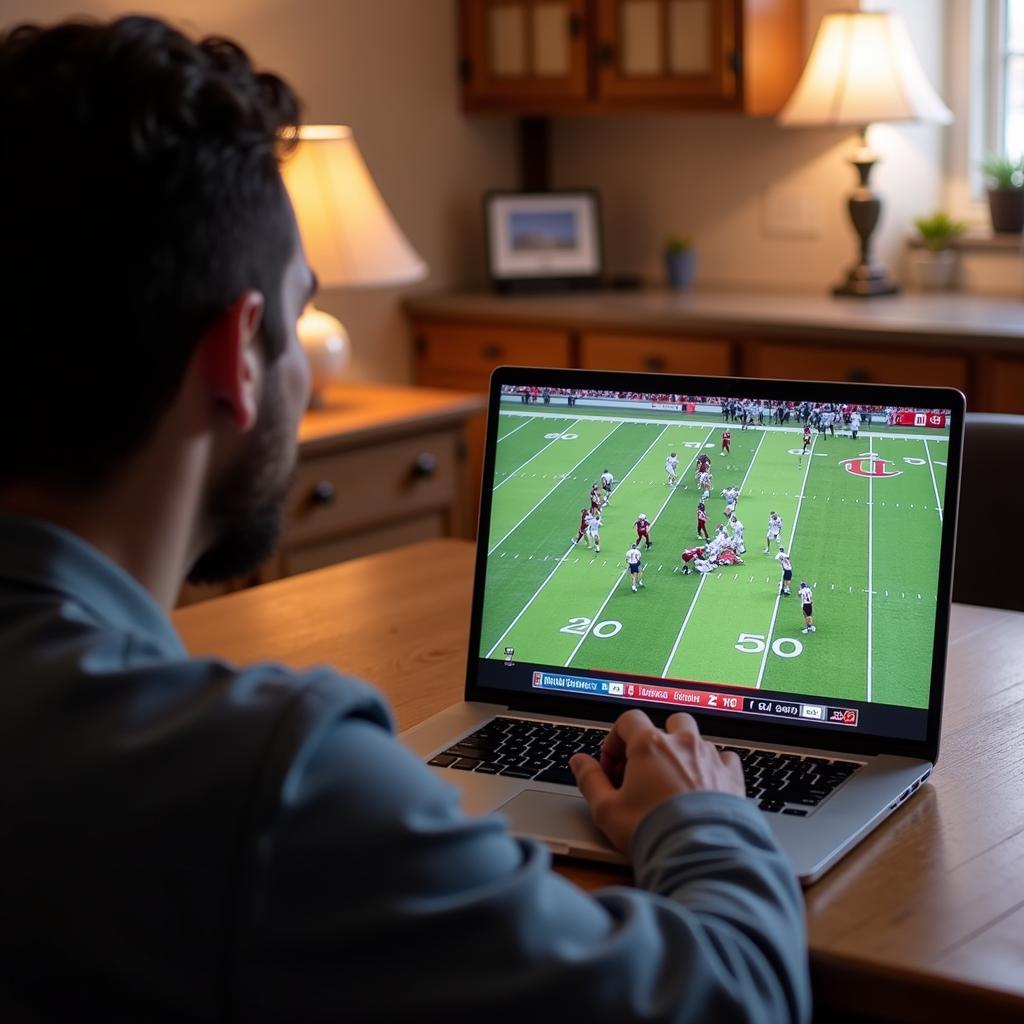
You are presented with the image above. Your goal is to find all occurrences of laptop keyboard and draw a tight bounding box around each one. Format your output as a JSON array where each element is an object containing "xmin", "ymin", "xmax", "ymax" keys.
[{"xmin": 428, "ymin": 716, "xmax": 863, "ymax": 815}]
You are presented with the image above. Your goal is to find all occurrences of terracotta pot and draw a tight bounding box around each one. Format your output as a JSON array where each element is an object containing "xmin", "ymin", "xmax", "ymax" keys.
[{"xmin": 987, "ymin": 189, "xmax": 1024, "ymax": 234}]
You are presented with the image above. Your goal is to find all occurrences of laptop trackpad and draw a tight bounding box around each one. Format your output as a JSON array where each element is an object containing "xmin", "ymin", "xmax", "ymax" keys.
[{"xmin": 498, "ymin": 789, "xmax": 611, "ymax": 850}]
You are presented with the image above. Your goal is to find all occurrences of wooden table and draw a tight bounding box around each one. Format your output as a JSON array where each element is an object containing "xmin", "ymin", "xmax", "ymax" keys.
[{"xmin": 173, "ymin": 539, "xmax": 1024, "ymax": 1022}]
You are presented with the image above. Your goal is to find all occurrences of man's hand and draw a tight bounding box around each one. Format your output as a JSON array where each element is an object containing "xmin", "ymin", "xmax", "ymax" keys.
[{"xmin": 570, "ymin": 709, "xmax": 745, "ymax": 855}]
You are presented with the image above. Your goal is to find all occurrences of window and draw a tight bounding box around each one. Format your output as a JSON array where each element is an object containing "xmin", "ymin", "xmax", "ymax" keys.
[{"xmin": 994, "ymin": 1, "xmax": 1024, "ymax": 158}]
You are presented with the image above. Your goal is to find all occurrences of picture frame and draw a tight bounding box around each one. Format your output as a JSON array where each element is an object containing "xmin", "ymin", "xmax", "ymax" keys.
[{"xmin": 484, "ymin": 190, "xmax": 602, "ymax": 293}]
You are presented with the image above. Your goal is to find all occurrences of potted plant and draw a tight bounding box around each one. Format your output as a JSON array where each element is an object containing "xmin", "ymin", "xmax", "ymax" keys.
[
  {"xmin": 981, "ymin": 153, "xmax": 1024, "ymax": 233},
  {"xmin": 665, "ymin": 235, "xmax": 697, "ymax": 291},
  {"xmin": 908, "ymin": 211, "xmax": 966, "ymax": 291}
]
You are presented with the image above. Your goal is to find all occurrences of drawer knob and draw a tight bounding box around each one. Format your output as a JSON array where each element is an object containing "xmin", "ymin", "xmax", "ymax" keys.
[
  {"xmin": 848, "ymin": 367, "xmax": 873, "ymax": 383},
  {"xmin": 644, "ymin": 355, "xmax": 666, "ymax": 372},
  {"xmin": 412, "ymin": 452, "xmax": 438, "ymax": 479},
  {"xmin": 482, "ymin": 343, "xmax": 504, "ymax": 359},
  {"xmin": 310, "ymin": 480, "xmax": 336, "ymax": 506}
]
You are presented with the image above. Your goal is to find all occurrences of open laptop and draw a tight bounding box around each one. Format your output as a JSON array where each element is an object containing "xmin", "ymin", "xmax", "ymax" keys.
[{"xmin": 403, "ymin": 367, "xmax": 964, "ymax": 884}]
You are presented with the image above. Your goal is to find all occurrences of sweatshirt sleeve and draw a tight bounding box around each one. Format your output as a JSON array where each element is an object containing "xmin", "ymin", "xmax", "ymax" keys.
[{"xmin": 232, "ymin": 674, "xmax": 810, "ymax": 1024}]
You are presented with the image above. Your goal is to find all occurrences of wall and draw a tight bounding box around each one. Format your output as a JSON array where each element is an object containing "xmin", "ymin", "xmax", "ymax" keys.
[
  {"xmin": 549, "ymin": 0, "xmax": 949, "ymax": 293},
  {"xmin": 0, "ymin": 0, "xmax": 518, "ymax": 382}
]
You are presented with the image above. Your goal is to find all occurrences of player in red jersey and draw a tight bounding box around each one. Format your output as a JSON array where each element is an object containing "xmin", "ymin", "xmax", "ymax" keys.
[
  {"xmin": 721, "ymin": 429, "xmax": 731, "ymax": 455},
  {"xmin": 634, "ymin": 512, "xmax": 652, "ymax": 549},
  {"xmin": 589, "ymin": 484, "xmax": 602, "ymax": 515},
  {"xmin": 802, "ymin": 424, "xmax": 811, "ymax": 453},
  {"xmin": 680, "ymin": 545, "xmax": 705, "ymax": 575},
  {"xmin": 695, "ymin": 452, "xmax": 710, "ymax": 482},
  {"xmin": 696, "ymin": 501, "xmax": 709, "ymax": 540},
  {"xmin": 572, "ymin": 507, "xmax": 590, "ymax": 547}
]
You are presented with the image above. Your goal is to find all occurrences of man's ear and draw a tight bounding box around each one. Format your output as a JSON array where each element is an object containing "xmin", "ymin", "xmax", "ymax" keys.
[{"xmin": 201, "ymin": 290, "xmax": 266, "ymax": 432}]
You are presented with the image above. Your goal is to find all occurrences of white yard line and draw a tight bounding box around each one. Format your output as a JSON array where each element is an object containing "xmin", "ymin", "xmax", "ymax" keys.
[
  {"xmin": 494, "ymin": 418, "xmax": 582, "ymax": 490},
  {"xmin": 488, "ymin": 422, "xmax": 624, "ymax": 555},
  {"xmin": 564, "ymin": 427, "xmax": 715, "ymax": 668},
  {"xmin": 867, "ymin": 463, "xmax": 874, "ymax": 703},
  {"xmin": 496, "ymin": 416, "xmax": 532, "ymax": 442},
  {"xmin": 755, "ymin": 434, "xmax": 816, "ymax": 688},
  {"xmin": 496, "ymin": 409, "xmax": 951, "ymax": 443},
  {"xmin": 924, "ymin": 439, "xmax": 944, "ymax": 522},
  {"xmin": 487, "ymin": 423, "xmax": 673, "ymax": 659},
  {"xmin": 661, "ymin": 429, "xmax": 768, "ymax": 679}
]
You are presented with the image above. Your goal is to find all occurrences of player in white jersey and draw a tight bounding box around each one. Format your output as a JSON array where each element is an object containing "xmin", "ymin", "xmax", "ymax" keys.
[
  {"xmin": 764, "ymin": 511, "xmax": 782, "ymax": 553},
  {"xmin": 600, "ymin": 469, "xmax": 614, "ymax": 505},
  {"xmin": 665, "ymin": 451, "xmax": 679, "ymax": 486},
  {"xmin": 850, "ymin": 410, "xmax": 861, "ymax": 440},
  {"xmin": 776, "ymin": 547, "xmax": 793, "ymax": 596},
  {"xmin": 586, "ymin": 510, "xmax": 602, "ymax": 553},
  {"xmin": 721, "ymin": 485, "xmax": 738, "ymax": 518},
  {"xmin": 799, "ymin": 581, "xmax": 816, "ymax": 632},
  {"xmin": 730, "ymin": 515, "xmax": 745, "ymax": 553},
  {"xmin": 626, "ymin": 542, "xmax": 644, "ymax": 591},
  {"xmin": 698, "ymin": 470, "xmax": 712, "ymax": 500}
]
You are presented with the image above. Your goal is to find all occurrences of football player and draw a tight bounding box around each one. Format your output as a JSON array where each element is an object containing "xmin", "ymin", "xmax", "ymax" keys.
[
  {"xmin": 776, "ymin": 546, "xmax": 793, "ymax": 596},
  {"xmin": 764, "ymin": 511, "xmax": 782, "ymax": 553},
  {"xmin": 600, "ymin": 468, "xmax": 614, "ymax": 505},
  {"xmin": 697, "ymin": 501, "xmax": 709, "ymax": 541},
  {"xmin": 573, "ymin": 507, "xmax": 591, "ymax": 547},
  {"xmin": 730, "ymin": 515, "xmax": 745, "ymax": 554},
  {"xmin": 634, "ymin": 512, "xmax": 652, "ymax": 549},
  {"xmin": 626, "ymin": 542, "xmax": 644, "ymax": 592},
  {"xmin": 721, "ymin": 428, "xmax": 731, "ymax": 455},
  {"xmin": 799, "ymin": 580, "xmax": 816, "ymax": 632},
  {"xmin": 665, "ymin": 451, "xmax": 680, "ymax": 487},
  {"xmin": 585, "ymin": 509, "xmax": 602, "ymax": 554}
]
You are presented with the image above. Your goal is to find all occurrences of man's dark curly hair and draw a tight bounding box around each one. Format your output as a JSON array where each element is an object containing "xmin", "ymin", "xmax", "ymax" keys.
[{"xmin": 0, "ymin": 16, "xmax": 301, "ymax": 490}]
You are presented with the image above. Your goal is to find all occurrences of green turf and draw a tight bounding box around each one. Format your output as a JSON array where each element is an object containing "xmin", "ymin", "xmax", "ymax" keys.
[{"xmin": 480, "ymin": 409, "xmax": 950, "ymax": 710}]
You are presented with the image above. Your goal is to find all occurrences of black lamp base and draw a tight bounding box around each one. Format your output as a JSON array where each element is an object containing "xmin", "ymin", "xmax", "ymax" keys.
[
  {"xmin": 832, "ymin": 266, "xmax": 900, "ymax": 298},
  {"xmin": 833, "ymin": 130, "xmax": 899, "ymax": 299}
]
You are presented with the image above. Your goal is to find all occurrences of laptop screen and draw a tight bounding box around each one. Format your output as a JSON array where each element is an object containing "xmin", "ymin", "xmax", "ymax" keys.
[{"xmin": 472, "ymin": 374, "xmax": 961, "ymax": 747}]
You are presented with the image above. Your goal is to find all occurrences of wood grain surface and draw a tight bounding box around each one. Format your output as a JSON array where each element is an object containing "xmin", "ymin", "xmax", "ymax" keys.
[{"xmin": 173, "ymin": 539, "xmax": 1024, "ymax": 1021}]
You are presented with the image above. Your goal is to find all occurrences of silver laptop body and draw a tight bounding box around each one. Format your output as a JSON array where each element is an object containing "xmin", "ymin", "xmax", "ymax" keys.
[{"xmin": 403, "ymin": 369, "xmax": 963, "ymax": 885}]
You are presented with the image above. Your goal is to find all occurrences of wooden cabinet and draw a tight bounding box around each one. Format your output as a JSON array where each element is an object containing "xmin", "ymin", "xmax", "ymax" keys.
[
  {"xmin": 176, "ymin": 384, "xmax": 485, "ymax": 605},
  {"xmin": 743, "ymin": 341, "xmax": 970, "ymax": 392},
  {"xmin": 580, "ymin": 331, "xmax": 731, "ymax": 374},
  {"xmin": 461, "ymin": 0, "xmax": 589, "ymax": 105},
  {"xmin": 459, "ymin": 0, "xmax": 803, "ymax": 114},
  {"xmin": 415, "ymin": 321, "xmax": 572, "ymax": 390},
  {"xmin": 987, "ymin": 356, "xmax": 1024, "ymax": 414}
]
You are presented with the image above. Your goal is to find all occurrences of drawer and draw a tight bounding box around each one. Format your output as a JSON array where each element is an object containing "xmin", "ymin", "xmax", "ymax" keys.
[
  {"xmin": 988, "ymin": 357, "xmax": 1024, "ymax": 413},
  {"xmin": 415, "ymin": 322, "xmax": 572, "ymax": 386},
  {"xmin": 281, "ymin": 514, "xmax": 446, "ymax": 576},
  {"xmin": 284, "ymin": 429, "xmax": 457, "ymax": 546},
  {"xmin": 580, "ymin": 332, "xmax": 732, "ymax": 375},
  {"xmin": 744, "ymin": 342, "xmax": 970, "ymax": 390}
]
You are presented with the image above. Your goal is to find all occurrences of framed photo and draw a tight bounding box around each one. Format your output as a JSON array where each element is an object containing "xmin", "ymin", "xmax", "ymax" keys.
[{"xmin": 485, "ymin": 191, "xmax": 602, "ymax": 292}]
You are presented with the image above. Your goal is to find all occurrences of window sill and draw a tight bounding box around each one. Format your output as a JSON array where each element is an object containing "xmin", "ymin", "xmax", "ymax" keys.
[{"xmin": 907, "ymin": 231, "xmax": 1023, "ymax": 253}]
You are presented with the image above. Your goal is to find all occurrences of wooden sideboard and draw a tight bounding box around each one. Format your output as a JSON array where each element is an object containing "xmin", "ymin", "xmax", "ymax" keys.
[
  {"xmin": 177, "ymin": 383, "xmax": 485, "ymax": 605},
  {"xmin": 407, "ymin": 290, "xmax": 1024, "ymax": 414}
]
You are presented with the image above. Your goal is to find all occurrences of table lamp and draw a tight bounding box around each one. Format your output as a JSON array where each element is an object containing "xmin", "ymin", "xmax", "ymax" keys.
[
  {"xmin": 281, "ymin": 125, "xmax": 427, "ymax": 404},
  {"xmin": 778, "ymin": 12, "xmax": 952, "ymax": 297}
]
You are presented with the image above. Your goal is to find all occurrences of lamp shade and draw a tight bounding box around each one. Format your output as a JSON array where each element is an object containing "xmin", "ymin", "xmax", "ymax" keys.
[
  {"xmin": 281, "ymin": 125, "xmax": 427, "ymax": 288},
  {"xmin": 778, "ymin": 12, "xmax": 952, "ymax": 127}
]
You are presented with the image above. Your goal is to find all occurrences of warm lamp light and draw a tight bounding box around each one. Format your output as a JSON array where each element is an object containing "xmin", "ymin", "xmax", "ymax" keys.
[
  {"xmin": 778, "ymin": 12, "xmax": 952, "ymax": 297},
  {"xmin": 281, "ymin": 125, "xmax": 427, "ymax": 403}
]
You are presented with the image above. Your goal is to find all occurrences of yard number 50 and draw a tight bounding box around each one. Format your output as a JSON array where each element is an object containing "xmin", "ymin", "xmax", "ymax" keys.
[{"xmin": 735, "ymin": 633, "xmax": 803, "ymax": 658}]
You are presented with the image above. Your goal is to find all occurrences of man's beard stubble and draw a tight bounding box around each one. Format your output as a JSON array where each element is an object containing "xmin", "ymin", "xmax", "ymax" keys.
[{"xmin": 187, "ymin": 370, "xmax": 295, "ymax": 585}]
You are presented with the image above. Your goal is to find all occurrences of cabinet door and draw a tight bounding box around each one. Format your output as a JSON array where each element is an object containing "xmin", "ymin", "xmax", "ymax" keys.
[
  {"xmin": 987, "ymin": 356, "xmax": 1024, "ymax": 413},
  {"xmin": 415, "ymin": 321, "xmax": 573, "ymax": 391},
  {"xmin": 461, "ymin": 0, "xmax": 589, "ymax": 106},
  {"xmin": 594, "ymin": 0, "xmax": 738, "ymax": 104},
  {"xmin": 581, "ymin": 332, "xmax": 731, "ymax": 374},
  {"xmin": 744, "ymin": 341, "xmax": 970, "ymax": 392}
]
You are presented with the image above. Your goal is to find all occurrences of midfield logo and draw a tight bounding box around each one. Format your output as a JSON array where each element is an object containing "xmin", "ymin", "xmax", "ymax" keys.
[{"xmin": 840, "ymin": 454, "xmax": 902, "ymax": 478}]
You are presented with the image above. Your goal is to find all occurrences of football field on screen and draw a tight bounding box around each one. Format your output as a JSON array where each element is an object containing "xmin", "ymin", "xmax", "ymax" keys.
[{"xmin": 481, "ymin": 408, "xmax": 949, "ymax": 709}]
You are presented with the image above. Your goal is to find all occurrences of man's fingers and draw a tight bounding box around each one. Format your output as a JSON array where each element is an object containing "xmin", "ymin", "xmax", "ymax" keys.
[
  {"xmin": 602, "ymin": 708, "xmax": 655, "ymax": 761},
  {"xmin": 665, "ymin": 712, "xmax": 701, "ymax": 738},
  {"xmin": 570, "ymin": 753, "xmax": 614, "ymax": 805}
]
